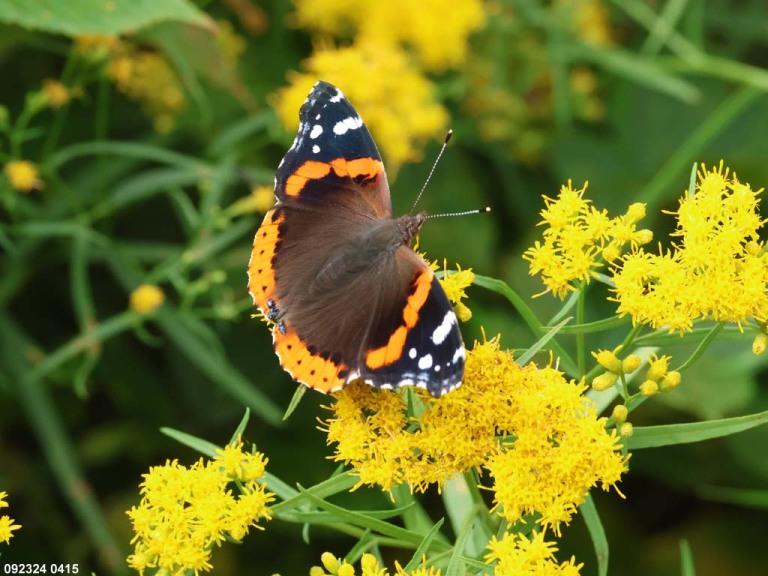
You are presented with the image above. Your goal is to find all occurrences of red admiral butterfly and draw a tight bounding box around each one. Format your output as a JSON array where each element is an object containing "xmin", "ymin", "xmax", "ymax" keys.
[{"xmin": 247, "ymin": 81, "xmax": 465, "ymax": 397}]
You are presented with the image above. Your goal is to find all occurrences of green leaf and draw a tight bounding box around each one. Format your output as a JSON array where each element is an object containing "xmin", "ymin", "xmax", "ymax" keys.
[
  {"xmin": 283, "ymin": 384, "xmax": 307, "ymax": 421},
  {"xmin": 625, "ymin": 410, "xmax": 768, "ymax": 449},
  {"xmin": 568, "ymin": 42, "xmax": 699, "ymax": 103},
  {"xmin": 230, "ymin": 408, "xmax": 251, "ymax": 444},
  {"xmin": 517, "ymin": 316, "xmax": 571, "ymax": 366},
  {"xmin": 401, "ymin": 519, "xmax": 446, "ymax": 572},
  {"xmin": 679, "ymin": 539, "xmax": 695, "ymax": 576},
  {"xmin": 0, "ymin": 0, "xmax": 210, "ymax": 36},
  {"xmin": 392, "ymin": 484, "xmax": 442, "ymax": 536},
  {"xmin": 297, "ymin": 488, "xmax": 452, "ymax": 552},
  {"xmin": 161, "ymin": 427, "xmax": 220, "ymax": 457},
  {"xmin": 580, "ymin": 494, "xmax": 609, "ymax": 576},
  {"xmin": 696, "ymin": 485, "xmax": 768, "ymax": 510},
  {"xmin": 472, "ymin": 274, "xmax": 579, "ymax": 376},
  {"xmin": 157, "ymin": 312, "xmax": 283, "ymax": 426},
  {"xmin": 445, "ymin": 511, "xmax": 474, "ymax": 576},
  {"xmin": 271, "ymin": 471, "xmax": 358, "ymax": 514}
]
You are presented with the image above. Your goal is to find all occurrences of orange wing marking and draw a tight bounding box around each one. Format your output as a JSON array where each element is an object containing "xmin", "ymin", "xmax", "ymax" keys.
[
  {"xmin": 285, "ymin": 158, "xmax": 384, "ymax": 197},
  {"xmin": 274, "ymin": 326, "xmax": 351, "ymax": 393},
  {"xmin": 247, "ymin": 209, "xmax": 284, "ymax": 312},
  {"xmin": 365, "ymin": 270, "xmax": 434, "ymax": 369}
]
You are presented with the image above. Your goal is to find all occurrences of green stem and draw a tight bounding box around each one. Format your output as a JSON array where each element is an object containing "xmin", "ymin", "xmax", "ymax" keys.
[
  {"xmin": 674, "ymin": 322, "xmax": 724, "ymax": 372},
  {"xmin": 0, "ymin": 312, "xmax": 127, "ymax": 574}
]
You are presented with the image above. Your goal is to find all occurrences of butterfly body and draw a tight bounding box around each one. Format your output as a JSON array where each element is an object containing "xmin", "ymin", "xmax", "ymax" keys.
[{"xmin": 248, "ymin": 81, "xmax": 464, "ymax": 397}]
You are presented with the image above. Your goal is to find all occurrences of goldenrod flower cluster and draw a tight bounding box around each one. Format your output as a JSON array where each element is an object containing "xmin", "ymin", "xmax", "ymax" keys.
[
  {"xmin": 485, "ymin": 531, "xmax": 582, "ymax": 576},
  {"xmin": 274, "ymin": 0, "xmax": 485, "ymax": 171},
  {"xmin": 524, "ymin": 180, "xmax": 652, "ymax": 298},
  {"xmin": 310, "ymin": 551, "xmax": 440, "ymax": 576},
  {"xmin": 323, "ymin": 338, "xmax": 626, "ymax": 534},
  {"xmin": 0, "ymin": 491, "xmax": 22, "ymax": 545},
  {"xmin": 613, "ymin": 162, "xmax": 768, "ymax": 332},
  {"xmin": 3, "ymin": 159, "xmax": 42, "ymax": 192},
  {"xmin": 126, "ymin": 441, "xmax": 274, "ymax": 574}
]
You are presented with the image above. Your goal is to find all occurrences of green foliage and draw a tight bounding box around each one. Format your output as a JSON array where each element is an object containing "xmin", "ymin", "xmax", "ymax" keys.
[
  {"xmin": 0, "ymin": 0, "xmax": 209, "ymax": 35},
  {"xmin": 1, "ymin": 1, "xmax": 767, "ymax": 575}
]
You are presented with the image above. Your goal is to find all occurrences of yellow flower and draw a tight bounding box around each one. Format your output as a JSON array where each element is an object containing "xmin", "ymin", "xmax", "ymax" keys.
[
  {"xmin": 129, "ymin": 284, "xmax": 165, "ymax": 314},
  {"xmin": 439, "ymin": 263, "xmax": 475, "ymax": 322},
  {"xmin": 323, "ymin": 338, "xmax": 626, "ymax": 533},
  {"xmin": 215, "ymin": 438, "xmax": 268, "ymax": 483},
  {"xmin": 273, "ymin": 43, "xmax": 448, "ymax": 173},
  {"xmin": 753, "ymin": 331, "xmax": 768, "ymax": 355},
  {"xmin": 525, "ymin": 181, "xmax": 650, "ymax": 299},
  {"xmin": 592, "ymin": 349, "xmax": 622, "ymax": 373},
  {"xmin": 485, "ymin": 531, "xmax": 583, "ymax": 576},
  {"xmin": 612, "ymin": 161, "xmax": 768, "ymax": 332},
  {"xmin": 126, "ymin": 447, "xmax": 274, "ymax": 574},
  {"xmin": 569, "ymin": 0, "xmax": 614, "ymax": 47},
  {"xmin": 645, "ymin": 354, "xmax": 670, "ymax": 382},
  {"xmin": 0, "ymin": 492, "xmax": 22, "ymax": 544},
  {"xmin": 4, "ymin": 160, "xmax": 42, "ymax": 192},
  {"xmin": 611, "ymin": 404, "xmax": 628, "ymax": 424},
  {"xmin": 639, "ymin": 380, "xmax": 659, "ymax": 396},
  {"xmin": 591, "ymin": 371, "xmax": 618, "ymax": 391},
  {"xmin": 107, "ymin": 47, "xmax": 185, "ymax": 133},
  {"xmin": 291, "ymin": 0, "xmax": 485, "ymax": 71},
  {"xmin": 42, "ymin": 79, "xmax": 73, "ymax": 109},
  {"xmin": 311, "ymin": 552, "xmax": 441, "ymax": 576}
]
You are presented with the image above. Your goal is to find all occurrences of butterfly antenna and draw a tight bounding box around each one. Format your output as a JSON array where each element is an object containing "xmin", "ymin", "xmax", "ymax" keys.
[
  {"xmin": 426, "ymin": 207, "xmax": 491, "ymax": 219},
  {"xmin": 411, "ymin": 129, "xmax": 453, "ymax": 213}
]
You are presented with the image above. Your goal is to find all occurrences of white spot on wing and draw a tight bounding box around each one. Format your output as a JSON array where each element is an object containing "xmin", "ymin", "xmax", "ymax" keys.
[
  {"xmin": 409, "ymin": 347, "xmax": 417, "ymax": 359},
  {"xmin": 452, "ymin": 346, "xmax": 466, "ymax": 364},
  {"xmin": 312, "ymin": 145, "xmax": 320, "ymax": 154},
  {"xmin": 310, "ymin": 124, "xmax": 323, "ymax": 139},
  {"xmin": 333, "ymin": 116, "xmax": 363, "ymax": 135},
  {"xmin": 431, "ymin": 311, "xmax": 457, "ymax": 345},
  {"xmin": 329, "ymin": 88, "xmax": 344, "ymax": 103},
  {"xmin": 418, "ymin": 354, "xmax": 433, "ymax": 370}
]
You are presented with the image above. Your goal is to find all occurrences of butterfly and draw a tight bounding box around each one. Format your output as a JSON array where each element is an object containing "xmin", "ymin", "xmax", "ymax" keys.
[{"xmin": 247, "ymin": 81, "xmax": 465, "ymax": 397}]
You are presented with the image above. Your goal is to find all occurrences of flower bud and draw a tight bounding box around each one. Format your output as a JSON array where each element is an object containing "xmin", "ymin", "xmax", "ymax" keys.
[
  {"xmin": 639, "ymin": 380, "xmax": 659, "ymax": 396},
  {"xmin": 611, "ymin": 404, "xmax": 628, "ymax": 424},
  {"xmin": 592, "ymin": 371, "xmax": 619, "ymax": 391},
  {"xmin": 621, "ymin": 354, "xmax": 641, "ymax": 374},
  {"xmin": 625, "ymin": 203, "xmax": 646, "ymax": 223},
  {"xmin": 361, "ymin": 555, "xmax": 378, "ymax": 573},
  {"xmin": 646, "ymin": 355, "xmax": 670, "ymax": 381},
  {"xmin": 660, "ymin": 371, "xmax": 682, "ymax": 391},
  {"xmin": 619, "ymin": 422, "xmax": 634, "ymax": 437},
  {"xmin": 633, "ymin": 229, "xmax": 653, "ymax": 245},
  {"xmin": 752, "ymin": 333, "xmax": 768, "ymax": 355},
  {"xmin": 602, "ymin": 243, "xmax": 621, "ymax": 263},
  {"xmin": 745, "ymin": 241, "xmax": 763, "ymax": 256},
  {"xmin": 321, "ymin": 552, "xmax": 339, "ymax": 573},
  {"xmin": 594, "ymin": 350, "xmax": 622, "ymax": 373}
]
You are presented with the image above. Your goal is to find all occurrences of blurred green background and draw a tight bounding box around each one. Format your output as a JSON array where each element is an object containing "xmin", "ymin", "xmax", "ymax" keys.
[{"xmin": 1, "ymin": 1, "xmax": 767, "ymax": 574}]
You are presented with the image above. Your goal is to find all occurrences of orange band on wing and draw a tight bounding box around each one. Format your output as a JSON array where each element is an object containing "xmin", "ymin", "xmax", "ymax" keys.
[
  {"xmin": 275, "ymin": 326, "xmax": 350, "ymax": 393},
  {"xmin": 247, "ymin": 209, "xmax": 285, "ymax": 312},
  {"xmin": 365, "ymin": 269, "xmax": 434, "ymax": 369},
  {"xmin": 330, "ymin": 157, "xmax": 383, "ymax": 180},
  {"xmin": 285, "ymin": 160, "xmax": 332, "ymax": 197},
  {"xmin": 284, "ymin": 158, "xmax": 383, "ymax": 197}
]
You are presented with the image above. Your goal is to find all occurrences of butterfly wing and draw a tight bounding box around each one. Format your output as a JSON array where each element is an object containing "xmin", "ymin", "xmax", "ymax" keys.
[{"xmin": 248, "ymin": 81, "xmax": 465, "ymax": 396}]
